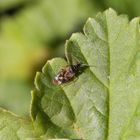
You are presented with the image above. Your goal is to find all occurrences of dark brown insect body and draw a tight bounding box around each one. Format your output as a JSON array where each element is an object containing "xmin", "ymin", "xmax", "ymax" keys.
[{"xmin": 53, "ymin": 63, "xmax": 83, "ymax": 85}]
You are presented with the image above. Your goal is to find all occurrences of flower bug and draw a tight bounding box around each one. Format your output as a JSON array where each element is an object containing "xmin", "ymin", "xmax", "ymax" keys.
[
  {"xmin": 53, "ymin": 63, "xmax": 87, "ymax": 85},
  {"xmin": 53, "ymin": 55, "xmax": 93, "ymax": 85}
]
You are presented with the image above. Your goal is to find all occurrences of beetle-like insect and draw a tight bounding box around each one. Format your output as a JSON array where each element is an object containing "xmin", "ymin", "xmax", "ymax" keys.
[{"xmin": 53, "ymin": 62, "xmax": 89, "ymax": 85}]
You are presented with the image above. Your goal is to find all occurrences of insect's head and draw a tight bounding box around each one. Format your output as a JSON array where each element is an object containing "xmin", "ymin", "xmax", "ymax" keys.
[{"xmin": 53, "ymin": 75, "xmax": 62, "ymax": 85}]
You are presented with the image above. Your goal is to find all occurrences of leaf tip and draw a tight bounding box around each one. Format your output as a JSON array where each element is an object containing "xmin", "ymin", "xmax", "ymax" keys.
[
  {"xmin": 104, "ymin": 7, "xmax": 117, "ymax": 16},
  {"xmin": 30, "ymin": 90, "xmax": 38, "ymax": 121},
  {"xmin": 34, "ymin": 72, "xmax": 42, "ymax": 91},
  {"xmin": 130, "ymin": 17, "xmax": 140, "ymax": 25}
]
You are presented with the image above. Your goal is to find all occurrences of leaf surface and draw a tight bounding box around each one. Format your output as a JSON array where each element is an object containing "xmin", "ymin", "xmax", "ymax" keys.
[
  {"xmin": 31, "ymin": 9, "xmax": 140, "ymax": 140},
  {"xmin": 1, "ymin": 8, "xmax": 140, "ymax": 140},
  {"xmin": 0, "ymin": 108, "xmax": 37, "ymax": 140}
]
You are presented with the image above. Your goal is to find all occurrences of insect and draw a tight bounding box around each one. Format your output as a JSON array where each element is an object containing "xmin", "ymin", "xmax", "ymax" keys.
[{"xmin": 53, "ymin": 62, "xmax": 89, "ymax": 85}]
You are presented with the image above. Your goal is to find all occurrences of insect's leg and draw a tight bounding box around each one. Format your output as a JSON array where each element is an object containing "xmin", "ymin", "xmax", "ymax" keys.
[
  {"xmin": 61, "ymin": 76, "xmax": 79, "ymax": 87},
  {"xmin": 72, "ymin": 76, "xmax": 79, "ymax": 83},
  {"xmin": 59, "ymin": 68, "xmax": 66, "ymax": 72},
  {"xmin": 65, "ymin": 52, "xmax": 72, "ymax": 65},
  {"xmin": 71, "ymin": 54, "xmax": 81, "ymax": 64},
  {"xmin": 61, "ymin": 81, "xmax": 73, "ymax": 87}
]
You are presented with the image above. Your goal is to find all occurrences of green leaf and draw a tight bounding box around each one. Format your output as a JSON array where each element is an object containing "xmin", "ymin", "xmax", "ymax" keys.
[
  {"xmin": 31, "ymin": 8, "xmax": 140, "ymax": 140},
  {"xmin": 0, "ymin": 107, "xmax": 74, "ymax": 139},
  {"xmin": 1, "ymin": 7, "xmax": 139, "ymax": 140},
  {"xmin": 0, "ymin": 108, "xmax": 37, "ymax": 140}
]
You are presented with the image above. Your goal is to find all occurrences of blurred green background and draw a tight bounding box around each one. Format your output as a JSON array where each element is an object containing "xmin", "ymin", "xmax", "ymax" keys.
[{"xmin": 0, "ymin": 0, "xmax": 140, "ymax": 116}]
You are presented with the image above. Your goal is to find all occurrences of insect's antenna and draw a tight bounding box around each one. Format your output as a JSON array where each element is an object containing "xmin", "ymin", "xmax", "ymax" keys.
[
  {"xmin": 81, "ymin": 64, "xmax": 96, "ymax": 67},
  {"xmin": 72, "ymin": 54, "xmax": 81, "ymax": 64},
  {"xmin": 67, "ymin": 53, "xmax": 80, "ymax": 65},
  {"xmin": 65, "ymin": 52, "xmax": 72, "ymax": 64}
]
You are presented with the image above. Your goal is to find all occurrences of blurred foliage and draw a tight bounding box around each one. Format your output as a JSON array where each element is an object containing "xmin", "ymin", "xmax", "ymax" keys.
[
  {"xmin": 0, "ymin": 0, "xmax": 98, "ymax": 116},
  {"xmin": 0, "ymin": 79, "xmax": 31, "ymax": 116},
  {"xmin": 0, "ymin": 0, "xmax": 140, "ymax": 116},
  {"xmin": 0, "ymin": 0, "xmax": 30, "ymax": 12},
  {"xmin": 105, "ymin": 0, "xmax": 140, "ymax": 18}
]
